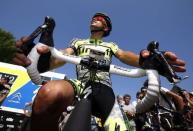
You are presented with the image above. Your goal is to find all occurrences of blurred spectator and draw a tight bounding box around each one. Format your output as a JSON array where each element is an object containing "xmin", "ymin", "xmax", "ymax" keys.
[
  {"xmin": 135, "ymin": 80, "xmax": 187, "ymax": 130},
  {"xmin": 173, "ymin": 87, "xmax": 193, "ymax": 129},
  {"xmin": 116, "ymin": 95, "xmax": 124, "ymax": 106},
  {"xmin": 181, "ymin": 91, "xmax": 193, "ymax": 128},
  {"xmin": 23, "ymin": 101, "xmax": 33, "ymax": 117},
  {"xmin": 122, "ymin": 94, "xmax": 136, "ymax": 118},
  {"xmin": 135, "ymin": 90, "xmax": 147, "ymax": 131},
  {"xmin": 160, "ymin": 86, "xmax": 184, "ymax": 112},
  {"xmin": 0, "ymin": 77, "xmax": 11, "ymax": 106},
  {"xmin": 183, "ymin": 91, "xmax": 193, "ymax": 109},
  {"xmin": 122, "ymin": 94, "xmax": 136, "ymax": 130}
]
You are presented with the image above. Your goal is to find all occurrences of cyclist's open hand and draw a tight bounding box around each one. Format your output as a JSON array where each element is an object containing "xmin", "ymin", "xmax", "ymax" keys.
[
  {"xmin": 163, "ymin": 51, "xmax": 186, "ymax": 72},
  {"xmin": 140, "ymin": 50, "xmax": 186, "ymax": 72},
  {"xmin": 12, "ymin": 36, "xmax": 50, "ymax": 67}
]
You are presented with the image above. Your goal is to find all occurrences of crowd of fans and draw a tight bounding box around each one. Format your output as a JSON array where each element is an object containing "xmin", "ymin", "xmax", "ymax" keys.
[
  {"xmin": 116, "ymin": 80, "xmax": 193, "ymax": 131},
  {"xmin": 1, "ymin": 76, "xmax": 193, "ymax": 131}
]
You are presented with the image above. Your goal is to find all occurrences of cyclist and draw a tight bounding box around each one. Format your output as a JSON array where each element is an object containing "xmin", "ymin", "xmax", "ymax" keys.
[{"xmin": 12, "ymin": 13, "xmax": 186, "ymax": 131}]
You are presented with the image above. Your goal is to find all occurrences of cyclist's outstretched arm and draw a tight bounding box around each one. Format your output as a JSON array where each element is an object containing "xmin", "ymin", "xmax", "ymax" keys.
[
  {"xmin": 115, "ymin": 48, "xmax": 186, "ymax": 72},
  {"xmin": 115, "ymin": 49, "xmax": 139, "ymax": 67},
  {"xmin": 49, "ymin": 47, "xmax": 74, "ymax": 70},
  {"xmin": 13, "ymin": 36, "xmax": 74, "ymax": 71}
]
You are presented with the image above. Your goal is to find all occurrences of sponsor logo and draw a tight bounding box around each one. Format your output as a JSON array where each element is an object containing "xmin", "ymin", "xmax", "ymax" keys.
[
  {"xmin": 8, "ymin": 92, "xmax": 22, "ymax": 103},
  {"xmin": 6, "ymin": 117, "xmax": 14, "ymax": 122},
  {"xmin": 7, "ymin": 124, "xmax": 14, "ymax": 128},
  {"xmin": 114, "ymin": 66, "xmax": 131, "ymax": 72}
]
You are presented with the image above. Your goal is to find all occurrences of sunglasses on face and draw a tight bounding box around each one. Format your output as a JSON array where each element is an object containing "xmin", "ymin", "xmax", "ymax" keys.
[{"xmin": 92, "ymin": 16, "xmax": 107, "ymax": 26}]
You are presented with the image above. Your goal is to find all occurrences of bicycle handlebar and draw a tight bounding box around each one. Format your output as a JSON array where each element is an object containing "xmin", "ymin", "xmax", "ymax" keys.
[
  {"xmin": 27, "ymin": 43, "xmax": 149, "ymax": 84},
  {"xmin": 25, "ymin": 16, "xmax": 160, "ymax": 113},
  {"xmin": 27, "ymin": 42, "xmax": 160, "ymax": 113}
]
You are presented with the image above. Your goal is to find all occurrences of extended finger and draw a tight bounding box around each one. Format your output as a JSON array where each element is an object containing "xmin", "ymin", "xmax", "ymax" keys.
[
  {"xmin": 172, "ymin": 65, "xmax": 186, "ymax": 72},
  {"xmin": 15, "ymin": 53, "xmax": 31, "ymax": 65},
  {"xmin": 164, "ymin": 51, "xmax": 177, "ymax": 61},
  {"xmin": 140, "ymin": 49, "xmax": 150, "ymax": 58},
  {"xmin": 15, "ymin": 39, "xmax": 23, "ymax": 48},
  {"xmin": 21, "ymin": 36, "xmax": 30, "ymax": 43},
  {"xmin": 37, "ymin": 45, "xmax": 50, "ymax": 54},
  {"xmin": 168, "ymin": 59, "xmax": 186, "ymax": 66},
  {"xmin": 15, "ymin": 36, "xmax": 30, "ymax": 48},
  {"xmin": 12, "ymin": 57, "xmax": 28, "ymax": 67}
]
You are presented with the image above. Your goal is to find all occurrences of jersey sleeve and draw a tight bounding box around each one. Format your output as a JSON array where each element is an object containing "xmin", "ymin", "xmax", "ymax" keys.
[
  {"xmin": 109, "ymin": 42, "xmax": 119, "ymax": 54},
  {"xmin": 69, "ymin": 38, "xmax": 79, "ymax": 51}
]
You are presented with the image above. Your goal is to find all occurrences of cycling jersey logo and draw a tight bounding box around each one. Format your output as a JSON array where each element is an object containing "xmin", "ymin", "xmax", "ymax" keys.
[{"xmin": 82, "ymin": 86, "xmax": 92, "ymax": 99}]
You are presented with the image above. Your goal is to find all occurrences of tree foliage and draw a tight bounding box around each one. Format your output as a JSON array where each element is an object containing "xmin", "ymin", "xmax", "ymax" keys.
[{"xmin": 0, "ymin": 28, "xmax": 17, "ymax": 63}]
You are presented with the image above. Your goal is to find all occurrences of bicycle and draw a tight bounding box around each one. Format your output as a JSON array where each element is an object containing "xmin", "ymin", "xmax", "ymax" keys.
[{"xmin": 22, "ymin": 16, "xmax": 184, "ymax": 131}]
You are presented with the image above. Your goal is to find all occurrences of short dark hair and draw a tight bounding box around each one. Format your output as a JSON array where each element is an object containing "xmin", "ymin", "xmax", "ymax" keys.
[
  {"xmin": 123, "ymin": 94, "xmax": 131, "ymax": 99},
  {"xmin": 141, "ymin": 86, "xmax": 147, "ymax": 92},
  {"xmin": 136, "ymin": 91, "xmax": 141, "ymax": 98}
]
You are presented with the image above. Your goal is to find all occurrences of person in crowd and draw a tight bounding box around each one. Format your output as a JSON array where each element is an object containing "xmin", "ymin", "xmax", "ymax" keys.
[
  {"xmin": 182, "ymin": 91, "xmax": 193, "ymax": 128},
  {"xmin": 135, "ymin": 80, "xmax": 187, "ymax": 131},
  {"xmin": 116, "ymin": 95, "xmax": 124, "ymax": 106},
  {"xmin": 122, "ymin": 94, "xmax": 136, "ymax": 118},
  {"xmin": 122, "ymin": 94, "xmax": 136, "ymax": 130},
  {"xmin": 172, "ymin": 86, "xmax": 193, "ymax": 129},
  {"xmin": 0, "ymin": 77, "xmax": 11, "ymax": 106},
  {"xmin": 134, "ymin": 90, "xmax": 147, "ymax": 131},
  {"xmin": 183, "ymin": 91, "xmax": 193, "ymax": 109}
]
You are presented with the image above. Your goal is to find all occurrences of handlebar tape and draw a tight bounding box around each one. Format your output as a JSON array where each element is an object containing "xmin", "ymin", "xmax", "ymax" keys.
[{"xmin": 26, "ymin": 16, "xmax": 55, "ymax": 84}]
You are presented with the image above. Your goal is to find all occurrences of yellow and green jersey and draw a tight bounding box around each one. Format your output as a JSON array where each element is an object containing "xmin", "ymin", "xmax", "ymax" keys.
[{"xmin": 70, "ymin": 38, "xmax": 119, "ymax": 87}]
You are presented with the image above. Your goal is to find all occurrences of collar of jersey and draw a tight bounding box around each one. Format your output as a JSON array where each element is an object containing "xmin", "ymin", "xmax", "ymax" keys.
[{"xmin": 89, "ymin": 39, "xmax": 103, "ymax": 45}]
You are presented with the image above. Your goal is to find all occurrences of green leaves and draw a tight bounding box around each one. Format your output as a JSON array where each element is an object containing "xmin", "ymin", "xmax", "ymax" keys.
[{"xmin": 0, "ymin": 28, "xmax": 17, "ymax": 63}]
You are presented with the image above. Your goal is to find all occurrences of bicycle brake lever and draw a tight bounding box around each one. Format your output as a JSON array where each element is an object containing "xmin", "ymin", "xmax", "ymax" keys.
[
  {"xmin": 28, "ymin": 16, "xmax": 54, "ymax": 42},
  {"xmin": 20, "ymin": 16, "xmax": 55, "ymax": 54},
  {"xmin": 147, "ymin": 41, "xmax": 182, "ymax": 83},
  {"xmin": 170, "ymin": 75, "xmax": 189, "ymax": 84},
  {"xmin": 39, "ymin": 16, "xmax": 55, "ymax": 47}
]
